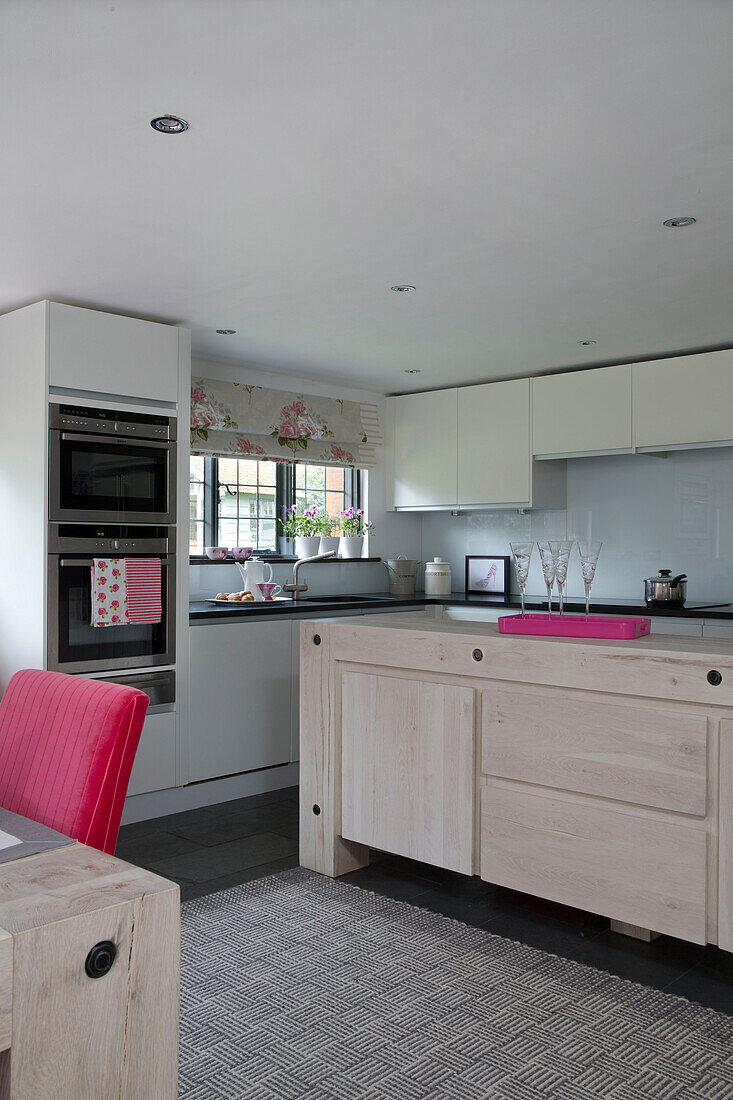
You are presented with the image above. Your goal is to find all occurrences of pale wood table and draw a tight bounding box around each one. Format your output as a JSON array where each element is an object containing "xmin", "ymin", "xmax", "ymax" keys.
[{"xmin": 0, "ymin": 817, "xmax": 179, "ymax": 1099}]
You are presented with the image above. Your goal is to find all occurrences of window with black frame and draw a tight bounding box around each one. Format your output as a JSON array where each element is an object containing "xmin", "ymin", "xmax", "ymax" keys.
[{"xmin": 189, "ymin": 456, "xmax": 359, "ymax": 555}]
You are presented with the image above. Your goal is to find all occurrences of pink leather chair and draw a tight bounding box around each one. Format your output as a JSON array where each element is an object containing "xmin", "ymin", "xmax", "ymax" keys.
[{"xmin": 0, "ymin": 669, "xmax": 149, "ymax": 854}]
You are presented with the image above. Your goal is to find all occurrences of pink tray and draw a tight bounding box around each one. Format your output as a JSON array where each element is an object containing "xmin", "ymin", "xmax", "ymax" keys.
[{"xmin": 498, "ymin": 613, "xmax": 651, "ymax": 640}]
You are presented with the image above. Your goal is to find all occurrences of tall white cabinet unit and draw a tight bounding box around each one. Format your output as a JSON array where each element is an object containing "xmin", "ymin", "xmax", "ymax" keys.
[{"xmin": 0, "ymin": 300, "xmax": 189, "ymax": 801}]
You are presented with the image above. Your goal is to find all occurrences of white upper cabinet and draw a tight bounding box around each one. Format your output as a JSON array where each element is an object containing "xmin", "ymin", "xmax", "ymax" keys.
[
  {"xmin": 48, "ymin": 302, "xmax": 180, "ymax": 403},
  {"xmin": 633, "ymin": 351, "xmax": 733, "ymax": 451},
  {"xmin": 458, "ymin": 379, "xmax": 531, "ymax": 506},
  {"xmin": 532, "ymin": 364, "xmax": 632, "ymax": 458},
  {"xmin": 389, "ymin": 380, "xmax": 565, "ymax": 511},
  {"xmin": 391, "ymin": 388, "xmax": 458, "ymax": 508}
]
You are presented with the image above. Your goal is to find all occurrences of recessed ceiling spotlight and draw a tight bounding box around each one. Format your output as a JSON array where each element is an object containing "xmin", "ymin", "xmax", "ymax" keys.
[
  {"xmin": 404, "ymin": 369, "xmax": 421, "ymax": 374},
  {"xmin": 663, "ymin": 216, "xmax": 696, "ymax": 228},
  {"xmin": 577, "ymin": 339, "xmax": 596, "ymax": 346},
  {"xmin": 216, "ymin": 329, "xmax": 236, "ymax": 335},
  {"xmin": 391, "ymin": 285, "xmax": 415, "ymax": 293},
  {"xmin": 150, "ymin": 115, "xmax": 189, "ymax": 134}
]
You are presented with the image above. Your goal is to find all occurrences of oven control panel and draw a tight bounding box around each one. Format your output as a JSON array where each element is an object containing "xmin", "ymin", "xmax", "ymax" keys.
[{"xmin": 49, "ymin": 404, "xmax": 176, "ymax": 441}]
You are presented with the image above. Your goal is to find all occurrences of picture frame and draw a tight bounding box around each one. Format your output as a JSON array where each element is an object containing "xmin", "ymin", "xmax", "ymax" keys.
[{"xmin": 465, "ymin": 555, "xmax": 510, "ymax": 601}]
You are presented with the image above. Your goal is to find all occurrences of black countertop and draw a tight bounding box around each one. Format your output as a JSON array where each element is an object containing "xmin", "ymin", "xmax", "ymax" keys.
[{"xmin": 190, "ymin": 591, "xmax": 733, "ymax": 622}]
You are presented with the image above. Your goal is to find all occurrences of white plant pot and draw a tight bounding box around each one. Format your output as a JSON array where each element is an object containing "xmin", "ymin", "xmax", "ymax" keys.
[
  {"xmin": 294, "ymin": 535, "xmax": 321, "ymax": 559},
  {"xmin": 318, "ymin": 536, "xmax": 341, "ymax": 556},
  {"xmin": 339, "ymin": 535, "xmax": 364, "ymax": 559}
]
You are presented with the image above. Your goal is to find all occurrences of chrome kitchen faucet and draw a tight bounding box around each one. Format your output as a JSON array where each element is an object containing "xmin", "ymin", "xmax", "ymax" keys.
[{"xmin": 284, "ymin": 549, "xmax": 337, "ymax": 600}]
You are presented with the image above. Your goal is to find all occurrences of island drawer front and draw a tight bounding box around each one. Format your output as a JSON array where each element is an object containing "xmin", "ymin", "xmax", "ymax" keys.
[
  {"xmin": 481, "ymin": 785, "xmax": 707, "ymax": 943},
  {"xmin": 481, "ymin": 688, "xmax": 708, "ymax": 816},
  {"xmin": 328, "ymin": 623, "xmax": 733, "ymax": 707},
  {"xmin": 341, "ymin": 671, "xmax": 475, "ymax": 875}
]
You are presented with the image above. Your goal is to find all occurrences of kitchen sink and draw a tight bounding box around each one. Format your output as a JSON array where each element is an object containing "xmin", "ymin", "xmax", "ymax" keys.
[{"xmin": 300, "ymin": 594, "xmax": 396, "ymax": 603}]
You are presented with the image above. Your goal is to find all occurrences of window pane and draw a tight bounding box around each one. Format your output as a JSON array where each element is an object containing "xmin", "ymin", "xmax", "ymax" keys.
[
  {"xmin": 219, "ymin": 519, "xmax": 238, "ymax": 546},
  {"xmin": 326, "ymin": 491, "xmax": 344, "ymax": 515},
  {"xmin": 237, "ymin": 459, "xmax": 259, "ymax": 483},
  {"xmin": 295, "ymin": 465, "xmax": 306, "ymax": 488},
  {"xmin": 218, "ymin": 457, "xmax": 238, "ymax": 484},
  {"xmin": 189, "ymin": 521, "xmax": 203, "ymax": 555},
  {"xmin": 305, "ymin": 466, "xmax": 326, "ymax": 491},
  {"xmin": 325, "ymin": 466, "xmax": 345, "ymax": 491},
  {"xmin": 215, "ymin": 456, "xmax": 283, "ymax": 551},
  {"xmin": 259, "ymin": 520, "xmax": 276, "ymax": 549},
  {"xmin": 218, "ymin": 490, "xmax": 238, "ymax": 517},
  {"xmin": 190, "ymin": 454, "xmax": 204, "ymax": 481},
  {"xmin": 259, "ymin": 463, "xmax": 276, "ymax": 486}
]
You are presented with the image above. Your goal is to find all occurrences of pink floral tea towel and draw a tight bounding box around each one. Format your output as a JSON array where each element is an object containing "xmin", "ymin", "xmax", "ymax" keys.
[{"xmin": 92, "ymin": 558, "xmax": 129, "ymax": 627}]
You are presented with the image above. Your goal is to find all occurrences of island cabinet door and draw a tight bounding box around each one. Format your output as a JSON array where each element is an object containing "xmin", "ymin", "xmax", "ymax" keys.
[
  {"xmin": 480, "ymin": 785, "xmax": 708, "ymax": 943},
  {"xmin": 340, "ymin": 671, "xmax": 475, "ymax": 874}
]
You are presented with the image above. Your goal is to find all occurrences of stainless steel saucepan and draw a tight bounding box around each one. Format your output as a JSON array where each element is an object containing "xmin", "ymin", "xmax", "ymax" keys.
[{"xmin": 644, "ymin": 569, "xmax": 687, "ymax": 607}]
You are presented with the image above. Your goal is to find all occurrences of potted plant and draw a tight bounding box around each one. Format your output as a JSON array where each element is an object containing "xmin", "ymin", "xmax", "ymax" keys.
[
  {"xmin": 338, "ymin": 508, "xmax": 374, "ymax": 559},
  {"xmin": 279, "ymin": 504, "xmax": 322, "ymax": 559},
  {"xmin": 318, "ymin": 514, "xmax": 342, "ymax": 556}
]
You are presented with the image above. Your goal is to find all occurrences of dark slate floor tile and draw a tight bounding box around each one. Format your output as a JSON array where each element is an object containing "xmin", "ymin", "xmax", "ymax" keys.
[
  {"xmin": 118, "ymin": 805, "xmax": 216, "ymax": 841},
  {"xmin": 480, "ymin": 882, "xmax": 609, "ymax": 933},
  {"xmin": 545, "ymin": 928, "xmax": 708, "ymax": 992},
  {"xmin": 663, "ymin": 959, "xmax": 733, "ymax": 1015},
  {"xmin": 167, "ymin": 801, "xmax": 298, "ymax": 847},
  {"xmin": 476, "ymin": 910, "xmax": 609, "ymax": 966},
  {"xmin": 209, "ymin": 787, "xmax": 298, "ymax": 815},
  {"xmin": 341, "ymin": 864, "xmax": 441, "ymax": 903},
  {"xmin": 115, "ymin": 830, "xmax": 205, "ymax": 866},
  {"xmin": 408, "ymin": 883, "xmax": 521, "ymax": 928},
  {"xmin": 149, "ymin": 831, "xmax": 299, "ymax": 884},
  {"xmin": 180, "ymin": 856, "xmax": 300, "ymax": 903}
]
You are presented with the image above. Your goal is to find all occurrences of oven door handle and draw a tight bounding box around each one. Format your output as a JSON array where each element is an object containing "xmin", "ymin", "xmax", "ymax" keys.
[
  {"xmin": 60, "ymin": 558, "xmax": 171, "ymax": 567},
  {"xmin": 59, "ymin": 432, "xmax": 173, "ymax": 450}
]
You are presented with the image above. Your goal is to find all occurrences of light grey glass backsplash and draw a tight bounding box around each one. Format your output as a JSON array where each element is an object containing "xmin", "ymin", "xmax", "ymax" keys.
[{"xmin": 422, "ymin": 448, "xmax": 733, "ymax": 604}]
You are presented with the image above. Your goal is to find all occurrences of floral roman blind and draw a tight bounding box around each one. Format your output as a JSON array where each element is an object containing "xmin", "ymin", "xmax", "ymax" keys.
[{"xmin": 190, "ymin": 377, "xmax": 382, "ymax": 468}]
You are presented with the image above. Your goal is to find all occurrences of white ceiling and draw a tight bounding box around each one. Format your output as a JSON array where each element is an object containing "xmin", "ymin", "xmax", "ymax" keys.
[{"xmin": 2, "ymin": 0, "xmax": 733, "ymax": 393}]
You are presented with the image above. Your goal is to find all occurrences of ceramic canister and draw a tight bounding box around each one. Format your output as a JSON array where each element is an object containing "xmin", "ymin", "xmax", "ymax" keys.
[{"xmin": 424, "ymin": 556, "xmax": 452, "ymax": 597}]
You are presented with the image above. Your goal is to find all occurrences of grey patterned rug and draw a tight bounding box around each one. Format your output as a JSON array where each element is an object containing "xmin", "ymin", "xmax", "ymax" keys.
[{"xmin": 180, "ymin": 868, "xmax": 733, "ymax": 1099}]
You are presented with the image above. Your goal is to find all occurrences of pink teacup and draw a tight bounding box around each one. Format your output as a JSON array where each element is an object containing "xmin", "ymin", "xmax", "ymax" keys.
[
  {"xmin": 257, "ymin": 582, "xmax": 282, "ymax": 602},
  {"xmin": 230, "ymin": 547, "xmax": 253, "ymax": 561}
]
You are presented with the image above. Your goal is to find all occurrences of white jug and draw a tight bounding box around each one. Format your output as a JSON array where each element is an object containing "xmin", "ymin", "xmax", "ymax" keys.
[{"xmin": 237, "ymin": 558, "xmax": 273, "ymax": 600}]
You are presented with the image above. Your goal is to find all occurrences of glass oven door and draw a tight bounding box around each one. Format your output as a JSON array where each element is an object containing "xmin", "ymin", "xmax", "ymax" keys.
[
  {"xmin": 49, "ymin": 432, "xmax": 176, "ymax": 524},
  {"xmin": 47, "ymin": 555, "xmax": 175, "ymax": 674}
]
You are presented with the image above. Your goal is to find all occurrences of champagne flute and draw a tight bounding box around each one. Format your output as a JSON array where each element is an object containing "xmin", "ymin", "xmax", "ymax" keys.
[
  {"xmin": 509, "ymin": 541, "xmax": 534, "ymax": 618},
  {"xmin": 578, "ymin": 539, "xmax": 602, "ymax": 617},
  {"xmin": 538, "ymin": 541, "xmax": 559, "ymax": 616},
  {"xmin": 550, "ymin": 539, "xmax": 575, "ymax": 615}
]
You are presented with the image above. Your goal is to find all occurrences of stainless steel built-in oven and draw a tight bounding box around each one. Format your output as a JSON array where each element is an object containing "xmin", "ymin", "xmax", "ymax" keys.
[
  {"xmin": 49, "ymin": 404, "xmax": 177, "ymax": 525},
  {"xmin": 47, "ymin": 526, "xmax": 176, "ymax": 675}
]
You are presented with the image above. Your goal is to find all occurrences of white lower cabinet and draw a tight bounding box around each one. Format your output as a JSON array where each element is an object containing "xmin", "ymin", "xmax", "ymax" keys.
[
  {"xmin": 189, "ymin": 619, "xmax": 293, "ymax": 782},
  {"xmin": 127, "ymin": 709, "xmax": 177, "ymax": 796}
]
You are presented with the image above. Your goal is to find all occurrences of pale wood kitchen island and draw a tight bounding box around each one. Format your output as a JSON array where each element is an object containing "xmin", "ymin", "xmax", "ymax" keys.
[{"xmin": 299, "ymin": 613, "xmax": 733, "ymax": 951}]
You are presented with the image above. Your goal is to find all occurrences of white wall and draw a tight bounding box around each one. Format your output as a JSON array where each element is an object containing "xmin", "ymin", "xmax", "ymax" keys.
[
  {"xmin": 190, "ymin": 357, "xmax": 421, "ymax": 599},
  {"xmin": 422, "ymin": 448, "xmax": 733, "ymax": 605}
]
